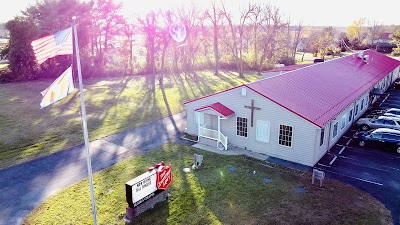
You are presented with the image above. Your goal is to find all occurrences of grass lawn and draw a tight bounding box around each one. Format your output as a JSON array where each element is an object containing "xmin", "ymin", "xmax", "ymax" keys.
[
  {"xmin": 23, "ymin": 143, "xmax": 392, "ymax": 225},
  {"xmin": 0, "ymin": 70, "xmax": 260, "ymax": 169}
]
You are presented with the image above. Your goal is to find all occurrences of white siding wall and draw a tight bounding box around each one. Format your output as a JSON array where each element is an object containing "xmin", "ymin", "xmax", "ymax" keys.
[{"xmin": 186, "ymin": 86, "xmax": 319, "ymax": 166}]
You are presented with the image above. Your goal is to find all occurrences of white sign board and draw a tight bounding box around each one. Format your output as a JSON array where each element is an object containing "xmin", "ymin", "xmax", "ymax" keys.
[
  {"xmin": 126, "ymin": 170, "xmax": 157, "ymax": 207},
  {"xmin": 312, "ymin": 169, "xmax": 325, "ymax": 187}
]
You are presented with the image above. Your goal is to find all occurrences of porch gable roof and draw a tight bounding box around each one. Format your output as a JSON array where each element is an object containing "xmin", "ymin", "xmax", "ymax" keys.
[{"xmin": 195, "ymin": 102, "xmax": 235, "ymax": 117}]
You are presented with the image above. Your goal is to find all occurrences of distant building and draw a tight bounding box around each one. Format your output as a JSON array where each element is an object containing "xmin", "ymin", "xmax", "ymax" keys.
[
  {"xmin": 372, "ymin": 33, "xmax": 396, "ymax": 53},
  {"xmin": 184, "ymin": 50, "xmax": 400, "ymax": 166}
]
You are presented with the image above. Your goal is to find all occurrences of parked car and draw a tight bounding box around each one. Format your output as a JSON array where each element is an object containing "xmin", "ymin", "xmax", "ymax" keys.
[
  {"xmin": 352, "ymin": 128, "xmax": 400, "ymax": 153},
  {"xmin": 355, "ymin": 116, "xmax": 400, "ymax": 131},
  {"xmin": 393, "ymin": 81, "xmax": 400, "ymax": 90},
  {"xmin": 383, "ymin": 108, "xmax": 400, "ymax": 118}
]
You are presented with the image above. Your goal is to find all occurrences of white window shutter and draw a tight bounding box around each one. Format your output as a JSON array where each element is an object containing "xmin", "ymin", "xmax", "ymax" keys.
[{"xmin": 256, "ymin": 120, "xmax": 270, "ymax": 143}]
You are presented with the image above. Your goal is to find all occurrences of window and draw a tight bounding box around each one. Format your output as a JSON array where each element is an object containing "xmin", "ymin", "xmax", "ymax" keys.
[
  {"xmin": 348, "ymin": 109, "xmax": 353, "ymax": 122},
  {"xmin": 320, "ymin": 128, "xmax": 325, "ymax": 146},
  {"xmin": 384, "ymin": 120, "xmax": 396, "ymax": 126},
  {"xmin": 332, "ymin": 122, "xmax": 338, "ymax": 138},
  {"xmin": 256, "ymin": 120, "xmax": 270, "ymax": 143},
  {"xmin": 236, "ymin": 117, "xmax": 248, "ymax": 137},
  {"xmin": 374, "ymin": 119, "xmax": 385, "ymax": 124},
  {"xmin": 355, "ymin": 104, "xmax": 359, "ymax": 116},
  {"xmin": 194, "ymin": 111, "xmax": 204, "ymax": 125},
  {"xmin": 279, "ymin": 124, "xmax": 293, "ymax": 147},
  {"xmin": 341, "ymin": 114, "xmax": 346, "ymax": 130},
  {"xmin": 365, "ymin": 97, "xmax": 368, "ymax": 107},
  {"xmin": 361, "ymin": 99, "xmax": 364, "ymax": 110}
]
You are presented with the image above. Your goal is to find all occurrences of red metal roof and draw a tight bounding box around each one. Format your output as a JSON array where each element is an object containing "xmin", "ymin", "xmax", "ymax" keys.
[
  {"xmin": 265, "ymin": 64, "xmax": 312, "ymax": 73},
  {"xmin": 246, "ymin": 50, "xmax": 400, "ymax": 127},
  {"xmin": 195, "ymin": 102, "xmax": 235, "ymax": 117},
  {"xmin": 380, "ymin": 32, "xmax": 392, "ymax": 40}
]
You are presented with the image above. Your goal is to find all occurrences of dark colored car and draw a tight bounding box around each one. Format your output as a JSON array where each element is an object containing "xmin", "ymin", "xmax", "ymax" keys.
[{"xmin": 353, "ymin": 128, "xmax": 400, "ymax": 153}]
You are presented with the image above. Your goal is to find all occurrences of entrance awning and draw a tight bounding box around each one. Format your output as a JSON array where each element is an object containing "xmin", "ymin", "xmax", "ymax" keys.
[{"xmin": 195, "ymin": 102, "xmax": 235, "ymax": 118}]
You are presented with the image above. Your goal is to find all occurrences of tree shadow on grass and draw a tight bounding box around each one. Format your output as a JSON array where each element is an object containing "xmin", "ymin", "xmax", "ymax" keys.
[{"xmin": 159, "ymin": 83, "xmax": 180, "ymax": 134}]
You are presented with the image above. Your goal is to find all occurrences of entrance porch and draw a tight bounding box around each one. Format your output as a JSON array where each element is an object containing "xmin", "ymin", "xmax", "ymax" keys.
[{"xmin": 195, "ymin": 102, "xmax": 234, "ymax": 150}]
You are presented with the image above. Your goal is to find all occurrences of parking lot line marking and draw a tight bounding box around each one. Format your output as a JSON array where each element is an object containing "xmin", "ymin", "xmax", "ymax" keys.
[
  {"xmin": 329, "ymin": 156, "xmax": 337, "ymax": 165},
  {"xmin": 317, "ymin": 163, "xmax": 331, "ymax": 168},
  {"xmin": 339, "ymin": 146, "xmax": 346, "ymax": 155},
  {"xmin": 338, "ymin": 157, "xmax": 390, "ymax": 172},
  {"xmin": 345, "ymin": 139, "xmax": 352, "ymax": 146},
  {"xmin": 317, "ymin": 168, "xmax": 384, "ymax": 186}
]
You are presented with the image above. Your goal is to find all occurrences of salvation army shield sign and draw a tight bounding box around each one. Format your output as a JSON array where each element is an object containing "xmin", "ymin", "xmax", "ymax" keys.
[{"xmin": 156, "ymin": 164, "xmax": 172, "ymax": 190}]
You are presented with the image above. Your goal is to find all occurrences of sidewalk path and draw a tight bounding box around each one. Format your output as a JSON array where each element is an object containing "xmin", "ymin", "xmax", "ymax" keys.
[{"xmin": 0, "ymin": 112, "xmax": 189, "ymax": 225}]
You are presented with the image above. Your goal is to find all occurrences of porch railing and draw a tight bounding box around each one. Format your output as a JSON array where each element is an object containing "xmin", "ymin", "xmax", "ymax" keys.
[{"xmin": 199, "ymin": 126, "xmax": 228, "ymax": 150}]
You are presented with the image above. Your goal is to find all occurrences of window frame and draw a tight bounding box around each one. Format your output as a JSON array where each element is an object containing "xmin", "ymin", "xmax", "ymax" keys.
[
  {"xmin": 236, "ymin": 117, "xmax": 248, "ymax": 138},
  {"xmin": 278, "ymin": 124, "xmax": 293, "ymax": 147},
  {"xmin": 348, "ymin": 109, "xmax": 353, "ymax": 123},
  {"xmin": 320, "ymin": 128, "xmax": 325, "ymax": 146},
  {"xmin": 341, "ymin": 114, "xmax": 346, "ymax": 130},
  {"xmin": 332, "ymin": 122, "xmax": 339, "ymax": 139}
]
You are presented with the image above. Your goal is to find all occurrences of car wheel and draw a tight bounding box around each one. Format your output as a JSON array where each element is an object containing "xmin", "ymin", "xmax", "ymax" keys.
[
  {"xmin": 361, "ymin": 125, "xmax": 369, "ymax": 131},
  {"xmin": 359, "ymin": 140, "xmax": 366, "ymax": 147}
]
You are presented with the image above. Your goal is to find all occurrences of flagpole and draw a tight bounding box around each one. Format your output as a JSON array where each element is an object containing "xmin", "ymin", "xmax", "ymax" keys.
[{"xmin": 72, "ymin": 18, "xmax": 98, "ymax": 225}]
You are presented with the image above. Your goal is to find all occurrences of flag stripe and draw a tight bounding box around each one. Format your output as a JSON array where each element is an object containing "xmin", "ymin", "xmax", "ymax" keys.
[
  {"xmin": 31, "ymin": 28, "xmax": 73, "ymax": 64},
  {"xmin": 40, "ymin": 66, "xmax": 75, "ymax": 108}
]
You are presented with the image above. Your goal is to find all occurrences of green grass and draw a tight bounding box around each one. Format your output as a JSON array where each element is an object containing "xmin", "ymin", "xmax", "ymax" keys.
[
  {"xmin": 0, "ymin": 70, "xmax": 260, "ymax": 169},
  {"xmin": 23, "ymin": 143, "xmax": 392, "ymax": 225}
]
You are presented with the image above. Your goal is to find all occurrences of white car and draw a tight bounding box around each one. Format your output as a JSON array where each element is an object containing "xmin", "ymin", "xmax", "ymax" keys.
[
  {"xmin": 383, "ymin": 108, "xmax": 400, "ymax": 118},
  {"xmin": 356, "ymin": 116, "xmax": 400, "ymax": 131}
]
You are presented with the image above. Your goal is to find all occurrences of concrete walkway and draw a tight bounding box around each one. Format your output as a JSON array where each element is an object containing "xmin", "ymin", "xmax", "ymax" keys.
[
  {"xmin": 0, "ymin": 112, "xmax": 190, "ymax": 225},
  {"xmin": 192, "ymin": 143, "xmax": 270, "ymax": 161}
]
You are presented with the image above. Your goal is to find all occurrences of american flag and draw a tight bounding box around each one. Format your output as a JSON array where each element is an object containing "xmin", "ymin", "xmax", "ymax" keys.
[
  {"xmin": 31, "ymin": 27, "xmax": 73, "ymax": 64},
  {"xmin": 40, "ymin": 66, "xmax": 75, "ymax": 108}
]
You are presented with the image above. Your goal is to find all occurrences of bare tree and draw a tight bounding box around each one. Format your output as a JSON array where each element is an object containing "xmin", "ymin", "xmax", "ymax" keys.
[
  {"xmin": 220, "ymin": 1, "xmax": 255, "ymax": 78},
  {"xmin": 368, "ymin": 20, "xmax": 384, "ymax": 45},
  {"xmin": 292, "ymin": 22, "xmax": 303, "ymax": 60},
  {"xmin": 138, "ymin": 11, "xmax": 157, "ymax": 91},
  {"xmin": 257, "ymin": 5, "xmax": 287, "ymax": 74},
  {"xmin": 177, "ymin": 2, "xmax": 202, "ymax": 73},
  {"xmin": 204, "ymin": 0, "xmax": 222, "ymax": 76},
  {"xmin": 249, "ymin": 3, "xmax": 264, "ymax": 72}
]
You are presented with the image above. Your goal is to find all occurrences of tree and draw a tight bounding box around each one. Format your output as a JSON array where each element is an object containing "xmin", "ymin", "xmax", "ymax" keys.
[
  {"xmin": 391, "ymin": 29, "xmax": 400, "ymax": 56},
  {"xmin": 2, "ymin": 18, "xmax": 37, "ymax": 80},
  {"xmin": 292, "ymin": 22, "xmax": 303, "ymax": 60},
  {"xmin": 2, "ymin": 0, "xmax": 92, "ymax": 80},
  {"xmin": 220, "ymin": 2, "xmax": 255, "ymax": 78},
  {"xmin": 204, "ymin": 0, "xmax": 222, "ymax": 76},
  {"xmin": 138, "ymin": 11, "xmax": 158, "ymax": 91},
  {"xmin": 256, "ymin": 5, "xmax": 287, "ymax": 73},
  {"xmin": 91, "ymin": 0, "xmax": 124, "ymax": 67},
  {"xmin": 346, "ymin": 18, "xmax": 368, "ymax": 49},
  {"xmin": 367, "ymin": 20, "xmax": 384, "ymax": 45}
]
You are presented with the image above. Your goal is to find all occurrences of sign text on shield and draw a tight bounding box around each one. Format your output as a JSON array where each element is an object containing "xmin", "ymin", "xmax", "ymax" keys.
[{"xmin": 156, "ymin": 164, "xmax": 172, "ymax": 190}]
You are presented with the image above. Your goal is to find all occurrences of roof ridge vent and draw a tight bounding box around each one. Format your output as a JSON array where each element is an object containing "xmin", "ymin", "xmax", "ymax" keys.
[
  {"xmin": 358, "ymin": 51, "xmax": 364, "ymax": 59},
  {"xmin": 362, "ymin": 55, "xmax": 369, "ymax": 63}
]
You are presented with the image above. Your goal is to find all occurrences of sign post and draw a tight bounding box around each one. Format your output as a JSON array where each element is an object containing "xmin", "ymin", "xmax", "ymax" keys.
[
  {"xmin": 312, "ymin": 169, "xmax": 325, "ymax": 187},
  {"xmin": 125, "ymin": 162, "xmax": 172, "ymax": 222}
]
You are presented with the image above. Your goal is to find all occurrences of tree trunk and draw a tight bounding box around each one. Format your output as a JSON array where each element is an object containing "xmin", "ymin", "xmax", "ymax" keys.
[{"xmin": 213, "ymin": 24, "xmax": 219, "ymax": 76}]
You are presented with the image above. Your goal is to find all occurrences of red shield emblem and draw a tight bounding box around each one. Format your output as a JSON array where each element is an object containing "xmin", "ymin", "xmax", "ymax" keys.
[{"xmin": 156, "ymin": 164, "xmax": 172, "ymax": 190}]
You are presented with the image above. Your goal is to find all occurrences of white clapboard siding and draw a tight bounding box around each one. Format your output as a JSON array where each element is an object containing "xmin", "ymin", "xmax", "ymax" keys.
[{"xmin": 186, "ymin": 86, "xmax": 319, "ymax": 166}]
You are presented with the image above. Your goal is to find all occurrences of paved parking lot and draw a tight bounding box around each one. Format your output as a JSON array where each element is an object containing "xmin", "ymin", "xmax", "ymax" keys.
[{"xmin": 315, "ymin": 88, "xmax": 400, "ymax": 225}]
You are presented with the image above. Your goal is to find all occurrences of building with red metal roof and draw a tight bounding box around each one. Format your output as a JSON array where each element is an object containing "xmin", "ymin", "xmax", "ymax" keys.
[{"xmin": 184, "ymin": 50, "xmax": 400, "ymax": 166}]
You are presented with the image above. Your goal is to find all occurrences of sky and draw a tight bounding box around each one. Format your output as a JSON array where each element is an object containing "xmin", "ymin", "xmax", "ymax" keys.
[{"xmin": 1, "ymin": 0, "xmax": 399, "ymax": 27}]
